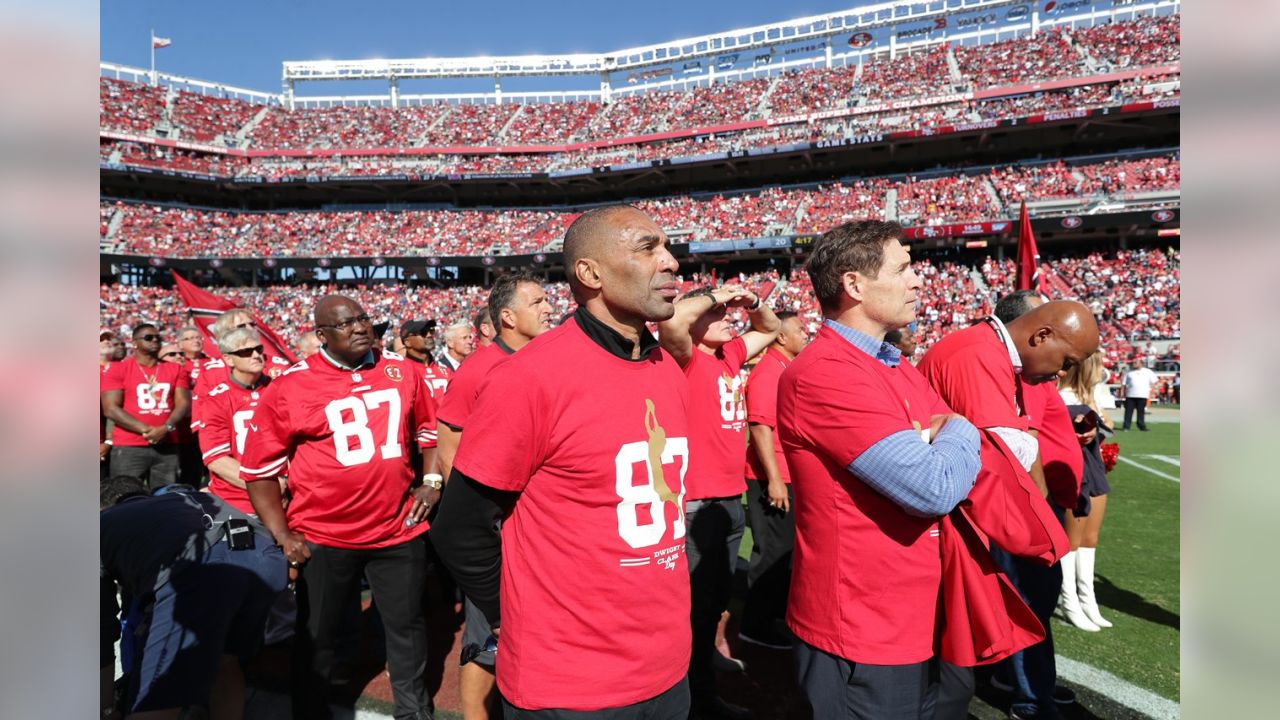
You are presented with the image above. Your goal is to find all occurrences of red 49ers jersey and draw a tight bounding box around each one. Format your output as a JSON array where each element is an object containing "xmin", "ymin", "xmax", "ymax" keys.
[
  {"xmin": 683, "ymin": 336, "xmax": 749, "ymax": 499},
  {"xmin": 238, "ymin": 349, "xmax": 436, "ymax": 549},
  {"xmin": 100, "ymin": 357, "xmax": 192, "ymax": 447},
  {"xmin": 454, "ymin": 319, "xmax": 692, "ymax": 712},
  {"xmin": 199, "ymin": 376, "xmax": 271, "ymax": 514},
  {"xmin": 191, "ymin": 355, "xmax": 292, "ymax": 432}
]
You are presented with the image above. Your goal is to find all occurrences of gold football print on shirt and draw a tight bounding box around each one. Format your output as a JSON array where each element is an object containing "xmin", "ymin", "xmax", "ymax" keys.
[{"xmin": 644, "ymin": 399, "xmax": 679, "ymax": 504}]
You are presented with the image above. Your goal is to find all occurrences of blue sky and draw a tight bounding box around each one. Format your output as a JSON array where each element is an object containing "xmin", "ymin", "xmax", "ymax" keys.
[{"xmin": 101, "ymin": 0, "xmax": 867, "ymax": 95}]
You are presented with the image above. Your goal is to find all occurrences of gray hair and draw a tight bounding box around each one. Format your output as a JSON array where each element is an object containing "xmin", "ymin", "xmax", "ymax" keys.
[
  {"xmin": 177, "ymin": 325, "xmax": 203, "ymax": 341},
  {"xmin": 443, "ymin": 322, "xmax": 471, "ymax": 342},
  {"xmin": 210, "ymin": 308, "xmax": 253, "ymax": 340},
  {"xmin": 217, "ymin": 327, "xmax": 261, "ymax": 355}
]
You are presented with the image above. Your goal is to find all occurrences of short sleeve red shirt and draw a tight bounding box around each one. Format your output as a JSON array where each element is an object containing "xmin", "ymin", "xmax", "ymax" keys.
[
  {"xmin": 916, "ymin": 323, "xmax": 1028, "ymax": 431},
  {"xmin": 745, "ymin": 347, "xmax": 791, "ymax": 483},
  {"xmin": 1021, "ymin": 381, "xmax": 1083, "ymax": 508},
  {"xmin": 453, "ymin": 318, "xmax": 692, "ymax": 711},
  {"xmin": 199, "ymin": 376, "xmax": 271, "ymax": 514},
  {"xmin": 436, "ymin": 341, "xmax": 512, "ymax": 429},
  {"xmin": 778, "ymin": 326, "xmax": 949, "ymax": 664},
  {"xmin": 101, "ymin": 357, "xmax": 192, "ymax": 446},
  {"xmin": 237, "ymin": 349, "xmax": 436, "ymax": 549},
  {"xmin": 683, "ymin": 337, "xmax": 749, "ymax": 499},
  {"xmin": 190, "ymin": 358, "xmax": 230, "ymax": 432}
]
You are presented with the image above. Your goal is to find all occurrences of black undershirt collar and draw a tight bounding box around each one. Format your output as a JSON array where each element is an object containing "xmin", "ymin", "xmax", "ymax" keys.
[
  {"xmin": 494, "ymin": 337, "xmax": 517, "ymax": 356},
  {"xmin": 573, "ymin": 306, "xmax": 660, "ymax": 362}
]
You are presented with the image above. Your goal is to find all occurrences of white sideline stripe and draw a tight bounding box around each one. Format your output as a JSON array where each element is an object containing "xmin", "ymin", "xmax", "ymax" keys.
[
  {"xmin": 1056, "ymin": 654, "xmax": 1181, "ymax": 719},
  {"xmin": 1145, "ymin": 454, "xmax": 1181, "ymax": 467},
  {"xmin": 1117, "ymin": 455, "xmax": 1180, "ymax": 483}
]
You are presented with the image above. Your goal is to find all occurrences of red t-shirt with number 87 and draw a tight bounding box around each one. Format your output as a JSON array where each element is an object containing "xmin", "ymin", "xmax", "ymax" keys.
[
  {"xmin": 238, "ymin": 349, "xmax": 436, "ymax": 549},
  {"xmin": 100, "ymin": 356, "xmax": 192, "ymax": 447}
]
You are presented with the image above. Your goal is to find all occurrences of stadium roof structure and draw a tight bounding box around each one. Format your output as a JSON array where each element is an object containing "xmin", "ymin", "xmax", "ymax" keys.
[{"xmin": 277, "ymin": 0, "xmax": 1178, "ymax": 105}]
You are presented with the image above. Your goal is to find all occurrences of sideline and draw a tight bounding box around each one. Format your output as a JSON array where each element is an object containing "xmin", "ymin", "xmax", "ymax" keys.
[
  {"xmin": 1117, "ymin": 455, "xmax": 1181, "ymax": 483},
  {"xmin": 1056, "ymin": 655, "xmax": 1181, "ymax": 719}
]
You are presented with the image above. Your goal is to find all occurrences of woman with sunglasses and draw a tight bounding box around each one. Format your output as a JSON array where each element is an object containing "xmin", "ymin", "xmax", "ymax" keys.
[{"xmin": 199, "ymin": 327, "xmax": 278, "ymax": 516}]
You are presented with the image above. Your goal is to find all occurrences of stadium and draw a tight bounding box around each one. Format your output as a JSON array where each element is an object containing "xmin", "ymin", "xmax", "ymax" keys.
[{"xmin": 99, "ymin": 1, "xmax": 1180, "ymax": 718}]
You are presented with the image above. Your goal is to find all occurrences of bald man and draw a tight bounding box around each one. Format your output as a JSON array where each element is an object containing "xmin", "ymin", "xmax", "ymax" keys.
[
  {"xmin": 917, "ymin": 299, "xmax": 1098, "ymax": 719},
  {"xmin": 241, "ymin": 295, "xmax": 440, "ymax": 720},
  {"xmin": 432, "ymin": 205, "xmax": 695, "ymax": 718}
]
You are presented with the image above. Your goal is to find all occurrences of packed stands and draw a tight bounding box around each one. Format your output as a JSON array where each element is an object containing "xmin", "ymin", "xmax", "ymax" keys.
[
  {"xmin": 953, "ymin": 28, "xmax": 1081, "ymax": 88},
  {"xmin": 100, "ymin": 15, "xmax": 1180, "ymax": 158},
  {"xmin": 1073, "ymin": 14, "xmax": 1181, "ymax": 69},
  {"xmin": 99, "ymin": 248, "xmax": 1179, "ymax": 370},
  {"xmin": 103, "ymin": 153, "xmax": 1179, "ymax": 258}
]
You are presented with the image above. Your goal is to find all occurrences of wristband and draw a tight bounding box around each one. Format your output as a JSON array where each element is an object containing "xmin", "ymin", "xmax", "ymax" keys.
[
  {"xmin": 747, "ymin": 296, "xmax": 762, "ymax": 311},
  {"xmin": 423, "ymin": 473, "xmax": 444, "ymax": 490}
]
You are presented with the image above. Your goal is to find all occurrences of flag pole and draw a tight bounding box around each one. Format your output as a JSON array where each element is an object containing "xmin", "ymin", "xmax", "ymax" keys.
[{"xmin": 150, "ymin": 28, "xmax": 156, "ymax": 86}]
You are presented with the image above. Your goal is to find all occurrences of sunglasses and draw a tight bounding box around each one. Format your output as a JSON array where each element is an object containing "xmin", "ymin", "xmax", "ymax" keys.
[
  {"xmin": 234, "ymin": 321, "xmax": 258, "ymax": 329},
  {"xmin": 161, "ymin": 351, "xmax": 183, "ymax": 358},
  {"xmin": 227, "ymin": 345, "xmax": 265, "ymax": 358},
  {"xmin": 137, "ymin": 334, "xmax": 162, "ymax": 342}
]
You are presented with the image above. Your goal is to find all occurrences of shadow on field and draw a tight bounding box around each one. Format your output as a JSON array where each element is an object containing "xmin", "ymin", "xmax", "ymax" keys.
[{"xmin": 1096, "ymin": 574, "xmax": 1181, "ymax": 630}]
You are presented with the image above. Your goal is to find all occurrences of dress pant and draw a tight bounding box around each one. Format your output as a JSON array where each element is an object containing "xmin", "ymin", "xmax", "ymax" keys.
[
  {"xmin": 292, "ymin": 537, "xmax": 429, "ymax": 720},
  {"xmin": 990, "ymin": 544, "xmax": 1063, "ymax": 719},
  {"xmin": 1122, "ymin": 397, "xmax": 1148, "ymax": 430},
  {"xmin": 501, "ymin": 677, "xmax": 689, "ymax": 720},
  {"xmin": 795, "ymin": 640, "xmax": 939, "ymax": 720},
  {"xmin": 685, "ymin": 496, "xmax": 746, "ymax": 701},
  {"xmin": 741, "ymin": 480, "xmax": 794, "ymax": 637},
  {"xmin": 109, "ymin": 444, "xmax": 179, "ymax": 489}
]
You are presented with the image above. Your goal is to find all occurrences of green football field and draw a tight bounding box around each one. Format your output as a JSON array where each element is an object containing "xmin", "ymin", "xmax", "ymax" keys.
[{"xmin": 738, "ymin": 416, "xmax": 1181, "ymax": 709}]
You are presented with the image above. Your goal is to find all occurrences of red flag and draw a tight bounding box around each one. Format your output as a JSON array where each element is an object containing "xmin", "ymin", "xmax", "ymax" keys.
[
  {"xmin": 1015, "ymin": 201, "xmax": 1045, "ymax": 295},
  {"xmin": 171, "ymin": 271, "xmax": 297, "ymax": 370}
]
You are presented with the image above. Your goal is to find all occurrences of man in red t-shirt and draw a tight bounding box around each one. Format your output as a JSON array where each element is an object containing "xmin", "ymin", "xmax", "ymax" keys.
[
  {"xmin": 240, "ymin": 295, "xmax": 439, "ymax": 720},
  {"xmin": 101, "ymin": 323, "xmax": 192, "ymax": 488},
  {"xmin": 432, "ymin": 206, "xmax": 694, "ymax": 718},
  {"xmin": 778, "ymin": 221, "xmax": 981, "ymax": 718},
  {"xmin": 433, "ymin": 273, "xmax": 552, "ymax": 720},
  {"xmin": 740, "ymin": 310, "xmax": 810, "ymax": 651},
  {"xmin": 658, "ymin": 284, "xmax": 779, "ymax": 719},
  {"xmin": 198, "ymin": 327, "xmax": 275, "ymax": 515}
]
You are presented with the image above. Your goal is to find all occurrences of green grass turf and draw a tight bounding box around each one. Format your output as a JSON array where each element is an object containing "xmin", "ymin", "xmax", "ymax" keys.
[
  {"xmin": 1051, "ymin": 421, "xmax": 1181, "ymax": 700},
  {"xmin": 738, "ymin": 420, "xmax": 1181, "ymax": 701}
]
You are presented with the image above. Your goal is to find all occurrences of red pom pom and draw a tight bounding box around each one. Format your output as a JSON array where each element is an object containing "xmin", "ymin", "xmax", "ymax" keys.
[{"xmin": 1100, "ymin": 442, "xmax": 1120, "ymax": 473}]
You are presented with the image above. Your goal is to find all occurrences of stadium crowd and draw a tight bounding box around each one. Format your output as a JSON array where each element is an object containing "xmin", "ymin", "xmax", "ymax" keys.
[
  {"xmin": 101, "ymin": 154, "xmax": 1180, "ymax": 258},
  {"xmin": 101, "ymin": 211, "xmax": 1172, "ymax": 719},
  {"xmin": 100, "ymin": 15, "xmax": 1180, "ymax": 159}
]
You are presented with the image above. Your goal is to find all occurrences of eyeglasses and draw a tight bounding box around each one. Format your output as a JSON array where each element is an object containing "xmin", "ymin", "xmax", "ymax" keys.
[
  {"xmin": 317, "ymin": 314, "xmax": 372, "ymax": 333},
  {"xmin": 161, "ymin": 351, "xmax": 183, "ymax": 359},
  {"xmin": 227, "ymin": 345, "xmax": 265, "ymax": 358},
  {"xmin": 137, "ymin": 334, "xmax": 162, "ymax": 342}
]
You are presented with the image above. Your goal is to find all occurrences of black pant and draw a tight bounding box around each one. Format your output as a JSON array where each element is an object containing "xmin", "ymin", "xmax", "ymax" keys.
[
  {"xmin": 178, "ymin": 439, "xmax": 207, "ymax": 488},
  {"xmin": 741, "ymin": 480, "xmax": 794, "ymax": 637},
  {"xmin": 292, "ymin": 538, "xmax": 429, "ymax": 720},
  {"xmin": 795, "ymin": 640, "xmax": 940, "ymax": 720},
  {"xmin": 109, "ymin": 444, "xmax": 179, "ymax": 489},
  {"xmin": 1123, "ymin": 397, "xmax": 1149, "ymax": 430},
  {"xmin": 685, "ymin": 496, "xmax": 746, "ymax": 701},
  {"xmin": 502, "ymin": 677, "xmax": 689, "ymax": 719}
]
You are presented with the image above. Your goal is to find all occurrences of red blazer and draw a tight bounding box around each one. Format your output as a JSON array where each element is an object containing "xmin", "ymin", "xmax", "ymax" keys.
[{"xmin": 938, "ymin": 430, "xmax": 1069, "ymax": 666}]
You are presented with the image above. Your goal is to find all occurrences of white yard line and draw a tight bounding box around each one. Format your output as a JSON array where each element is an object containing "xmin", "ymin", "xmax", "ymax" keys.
[
  {"xmin": 1118, "ymin": 455, "xmax": 1181, "ymax": 483},
  {"xmin": 1057, "ymin": 654, "xmax": 1181, "ymax": 719},
  {"xmin": 1144, "ymin": 454, "xmax": 1181, "ymax": 467}
]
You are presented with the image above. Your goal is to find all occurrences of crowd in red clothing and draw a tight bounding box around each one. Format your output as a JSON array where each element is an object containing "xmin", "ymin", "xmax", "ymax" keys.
[
  {"xmin": 102, "ymin": 154, "xmax": 1179, "ymax": 258},
  {"xmin": 98, "ymin": 247, "xmax": 1179, "ymax": 372},
  {"xmin": 100, "ymin": 15, "xmax": 1179, "ymax": 156},
  {"xmin": 1073, "ymin": 14, "xmax": 1181, "ymax": 69}
]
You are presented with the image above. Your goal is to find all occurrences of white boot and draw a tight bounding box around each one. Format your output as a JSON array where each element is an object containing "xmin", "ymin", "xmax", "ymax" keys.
[
  {"xmin": 1056, "ymin": 550, "xmax": 1101, "ymax": 631},
  {"xmin": 1076, "ymin": 547, "xmax": 1114, "ymax": 628}
]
